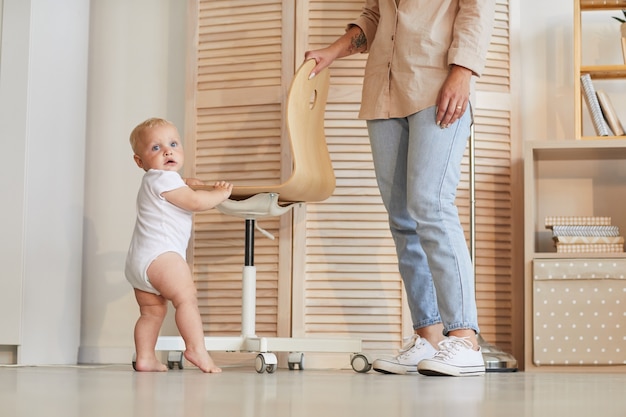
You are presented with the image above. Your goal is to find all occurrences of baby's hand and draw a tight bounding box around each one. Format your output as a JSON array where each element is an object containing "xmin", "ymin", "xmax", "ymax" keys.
[{"xmin": 213, "ymin": 181, "xmax": 233, "ymax": 199}]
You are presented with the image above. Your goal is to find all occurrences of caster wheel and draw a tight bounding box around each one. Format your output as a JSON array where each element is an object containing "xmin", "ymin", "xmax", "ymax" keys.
[
  {"xmin": 255, "ymin": 354, "xmax": 266, "ymax": 373},
  {"xmin": 255, "ymin": 353, "xmax": 278, "ymax": 374},
  {"xmin": 167, "ymin": 351, "xmax": 184, "ymax": 370},
  {"xmin": 351, "ymin": 353, "xmax": 372, "ymax": 373},
  {"xmin": 287, "ymin": 352, "xmax": 304, "ymax": 370}
]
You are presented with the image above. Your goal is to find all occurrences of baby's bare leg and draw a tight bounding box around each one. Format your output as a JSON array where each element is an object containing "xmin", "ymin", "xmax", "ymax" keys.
[
  {"xmin": 148, "ymin": 253, "xmax": 221, "ymax": 373},
  {"xmin": 133, "ymin": 289, "xmax": 168, "ymax": 372}
]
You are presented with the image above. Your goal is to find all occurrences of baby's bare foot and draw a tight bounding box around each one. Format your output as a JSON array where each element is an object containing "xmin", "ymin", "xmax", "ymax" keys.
[
  {"xmin": 134, "ymin": 357, "xmax": 168, "ymax": 372},
  {"xmin": 184, "ymin": 350, "xmax": 222, "ymax": 373}
]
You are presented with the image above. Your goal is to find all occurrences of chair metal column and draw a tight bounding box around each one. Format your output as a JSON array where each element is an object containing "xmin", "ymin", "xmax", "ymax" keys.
[{"xmin": 241, "ymin": 218, "xmax": 257, "ymax": 338}]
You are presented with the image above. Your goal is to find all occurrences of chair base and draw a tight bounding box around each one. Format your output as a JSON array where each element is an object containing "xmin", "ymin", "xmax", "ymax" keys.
[{"xmin": 153, "ymin": 335, "xmax": 368, "ymax": 373}]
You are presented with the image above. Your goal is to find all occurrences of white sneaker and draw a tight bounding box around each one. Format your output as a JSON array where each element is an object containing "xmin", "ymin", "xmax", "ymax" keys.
[
  {"xmin": 417, "ymin": 336, "xmax": 485, "ymax": 377},
  {"xmin": 372, "ymin": 335, "xmax": 437, "ymax": 375}
]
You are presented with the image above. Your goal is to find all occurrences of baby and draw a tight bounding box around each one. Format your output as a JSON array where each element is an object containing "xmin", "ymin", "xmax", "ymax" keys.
[{"xmin": 125, "ymin": 117, "xmax": 232, "ymax": 372}]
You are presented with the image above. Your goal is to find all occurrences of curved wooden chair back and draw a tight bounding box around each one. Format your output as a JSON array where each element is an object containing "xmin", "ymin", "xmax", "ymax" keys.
[{"xmin": 226, "ymin": 59, "xmax": 335, "ymax": 203}]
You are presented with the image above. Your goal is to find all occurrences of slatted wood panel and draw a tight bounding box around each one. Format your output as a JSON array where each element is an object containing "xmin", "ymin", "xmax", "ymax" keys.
[
  {"xmin": 189, "ymin": 0, "xmax": 292, "ymax": 337},
  {"xmin": 479, "ymin": 1, "xmax": 511, "ymax": 92},
  {"xmin": 189, "ymin": 0, "xmax": 516, "ymax": 357},
  {"xmin": 294, "ymin": 2, "xmax": 401, "ymax": 355},
  {"xmin": 472, "ymin": 0, "xmax": 515, "ymax": 352},
  {"xmin": 467, "ymin": 106, "xmax": 514, "ymax": 352},
  {"xmin": 300, "ymin": 108, "xmax": 405, "ymax": 352}
]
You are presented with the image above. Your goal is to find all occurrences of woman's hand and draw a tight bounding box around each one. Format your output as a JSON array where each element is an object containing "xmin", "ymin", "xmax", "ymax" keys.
[
  {"xmin": 305, "ymin": 25, "xmax": 366, "ymax": 79},
  {"xmin": 304, "ymin": 49, "xmax": 335, "ymax": 80},
  {"xmin": 436, "ymin": 65, "xmax": 473, "ymax": 129}
]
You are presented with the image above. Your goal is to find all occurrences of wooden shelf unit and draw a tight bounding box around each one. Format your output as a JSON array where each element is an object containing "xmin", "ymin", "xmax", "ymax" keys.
[
  {"xmin": 574, "ymin": 1, "xmax": 626, "ymax": 139},
  {"xmin": 523, "ymin": 139, "xmax": 626, "ymax": 371}
]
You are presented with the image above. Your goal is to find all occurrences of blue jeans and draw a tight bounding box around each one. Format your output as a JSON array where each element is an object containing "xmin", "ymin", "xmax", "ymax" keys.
[{"xmin": 367, "ymin": 106, "xmax": 479, "ymax": 335}]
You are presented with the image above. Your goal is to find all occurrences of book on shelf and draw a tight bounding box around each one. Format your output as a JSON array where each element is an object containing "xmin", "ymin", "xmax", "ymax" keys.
[
  {"xmin": 545, "ymin": 215, "xmax": 624, "ymax": 253},
  {"xmin": 545, "ymin": 216, "xmax": 612, "ymax": 227},
  {"xmin": 550, "ymin": 225, "xmax": 620, "ymax": 237},
  {"xmin": 553, "ymin": 235, "xmax": 624, "ymax": 244},
  {"xmin": 597, "ymin": 89, "xmax": 625, "ymax": 136},
  {"xmin": 555, "ymin": 243, "xmax": 624, "ymax": 254},
  {"xmin": 580, "ymin": 74, "xmax": 611, "ymax": 136}
]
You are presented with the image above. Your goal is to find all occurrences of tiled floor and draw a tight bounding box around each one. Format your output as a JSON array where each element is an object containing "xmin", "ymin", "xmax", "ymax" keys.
[{"xmin": 1, "ymin": 364, "xmax": 626, "ymax": 417}]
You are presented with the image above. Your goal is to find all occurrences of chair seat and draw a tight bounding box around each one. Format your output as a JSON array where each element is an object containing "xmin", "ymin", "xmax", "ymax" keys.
[{"xmin": 216, "ymin": 193, "xmax": 297, "ymax": 219}]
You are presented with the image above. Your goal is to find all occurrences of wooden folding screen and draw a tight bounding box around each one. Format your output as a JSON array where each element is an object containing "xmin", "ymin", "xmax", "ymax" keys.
[{"xmin": 186, "ymin": 0, "xmax": 518, "ymax": 363}]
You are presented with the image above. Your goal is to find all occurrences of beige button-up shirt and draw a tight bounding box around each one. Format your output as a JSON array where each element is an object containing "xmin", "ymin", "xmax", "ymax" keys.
[{"xmin": 350, "ymin": 0, "xmax": 496, "ymax": 120}]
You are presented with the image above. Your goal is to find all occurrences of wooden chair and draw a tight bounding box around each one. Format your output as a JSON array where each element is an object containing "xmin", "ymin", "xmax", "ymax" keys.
[{"xmin": 153, "ymin": 60, "xmax": 370, "ymax": 373}]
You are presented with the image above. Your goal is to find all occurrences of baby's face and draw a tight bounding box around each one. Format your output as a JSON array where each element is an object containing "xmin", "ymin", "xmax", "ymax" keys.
[{"xmin": 133, "ymin": 124, "xmax": 184, "ymax": 172}]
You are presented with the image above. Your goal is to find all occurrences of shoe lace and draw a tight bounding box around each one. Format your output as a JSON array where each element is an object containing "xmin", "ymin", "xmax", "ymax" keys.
[
  {"xmin": 432, "ymin": 336, "xmax": 473, "ymax": 361},
  {"xmin": 397, "ymin": 335, "xmax": 422, "ymax": 359}
]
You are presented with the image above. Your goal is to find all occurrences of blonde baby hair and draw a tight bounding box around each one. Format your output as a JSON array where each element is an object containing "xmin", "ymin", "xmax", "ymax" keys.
[{"xmin": 129, "ymin": 117, "xmax": 174, "ymax": 153}]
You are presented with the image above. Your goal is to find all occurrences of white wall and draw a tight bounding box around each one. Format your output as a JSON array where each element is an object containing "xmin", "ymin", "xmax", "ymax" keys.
[
  {"xmin": 78, "ymin": 0, "xmax": 186, "ymax": 363},
  {"xmin": 0, "ymin": 0, "xmax": 89, "ymax": 364}
]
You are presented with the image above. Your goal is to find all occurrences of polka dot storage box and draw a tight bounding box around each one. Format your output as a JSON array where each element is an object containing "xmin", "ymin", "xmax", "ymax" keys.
[{"xmin": 533, "ymin": 259, "xmax": 626, "ymax": 366}]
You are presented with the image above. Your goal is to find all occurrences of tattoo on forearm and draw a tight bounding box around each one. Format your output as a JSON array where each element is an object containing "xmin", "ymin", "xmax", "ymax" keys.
[{"xmin": 349, "ymin": 31, "xmax": 367, "ymax": 54}]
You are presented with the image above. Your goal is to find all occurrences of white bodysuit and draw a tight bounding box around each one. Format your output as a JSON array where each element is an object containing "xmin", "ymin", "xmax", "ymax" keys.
[{"xmin": 125, "ymin": 169, "xmax": 191, "ymax": 294}]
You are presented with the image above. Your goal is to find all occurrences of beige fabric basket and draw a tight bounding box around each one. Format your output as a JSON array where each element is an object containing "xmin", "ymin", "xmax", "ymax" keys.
[{"xmin": 533, "ymin": 259, "xmax": 626, "ymax": 366}]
